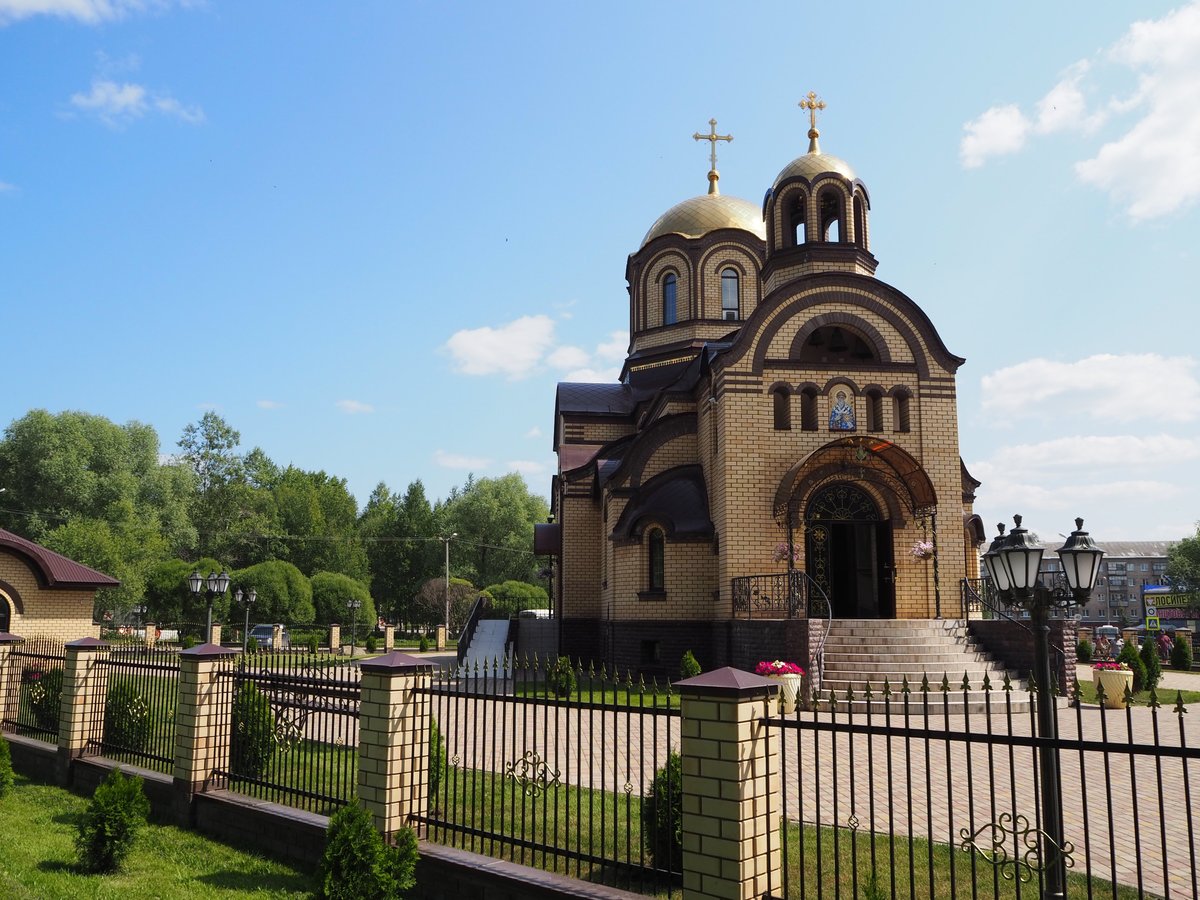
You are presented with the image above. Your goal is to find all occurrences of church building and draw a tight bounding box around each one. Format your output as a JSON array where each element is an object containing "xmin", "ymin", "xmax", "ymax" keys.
[{"xmin": 545, "ymin": 98, "xmax": 986, "ymax": 674}]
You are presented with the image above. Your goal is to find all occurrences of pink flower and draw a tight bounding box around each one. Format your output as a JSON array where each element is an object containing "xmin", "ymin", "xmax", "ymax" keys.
[
  {"xmin": 1093, "ymin": 662, "xmax": 1130, "ymax": 671},
  {"xmin": 755, "ymin": 659, "xmax": 805, "ymax": 676}
]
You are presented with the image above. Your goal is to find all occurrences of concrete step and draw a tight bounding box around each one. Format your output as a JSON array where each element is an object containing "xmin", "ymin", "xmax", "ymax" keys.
[{"xmin": 824, "ymin": 652, "xmax": 995, "ymax": 666}]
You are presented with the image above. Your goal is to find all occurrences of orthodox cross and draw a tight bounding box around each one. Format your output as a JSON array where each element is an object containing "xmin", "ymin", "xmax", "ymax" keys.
[
  {"xmin": 693, "ymin": 118, "xmax": 732, "ymax": 194},
  {"xmin": 799, "ymin": 91, "xmax": 826, "ymax": 131}
]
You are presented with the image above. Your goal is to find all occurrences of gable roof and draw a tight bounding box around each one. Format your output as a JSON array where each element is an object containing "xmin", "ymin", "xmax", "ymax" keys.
[{"xmin": 0, "ymin": 528, "xmax": 120, "ymax": 589}]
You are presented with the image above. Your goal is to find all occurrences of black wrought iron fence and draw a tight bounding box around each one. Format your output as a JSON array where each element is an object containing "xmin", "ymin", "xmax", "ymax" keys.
[
  {"xmin": 417, "ymin": 655, "xmax": 683, "ymax": 898},
  {"xmin": 212, "ymin": 652, "xmax": 360, "ymax": 814},
  {"xmin": 733, "ymin": 572, "xmax": 812, "ymax": 619},
  {"xmin": 764, "ymin": 678, "xmax": 1200, "ymax": 899},
  {"xmin": 85, "ymin": 644, "xmax": 180, "ymax": 774},
  {"xmin": 2, "ymin": 637, "xmax": 67, "ymax": 742}
]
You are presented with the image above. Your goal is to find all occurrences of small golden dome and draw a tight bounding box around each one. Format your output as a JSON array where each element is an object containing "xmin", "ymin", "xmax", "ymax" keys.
[
  {"xmin": 641, "ymin": 193, "xmax": 766, "ymax": 248},
  {"xmin": 773, "ymin": 149, "xmax": 857, "ymax": 189}
]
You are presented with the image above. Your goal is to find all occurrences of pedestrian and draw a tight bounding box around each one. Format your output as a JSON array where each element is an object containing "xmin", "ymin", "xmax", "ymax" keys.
[{"xmin": 1114, "ymin": 637, "xmax": 1125, "ymax": 657}]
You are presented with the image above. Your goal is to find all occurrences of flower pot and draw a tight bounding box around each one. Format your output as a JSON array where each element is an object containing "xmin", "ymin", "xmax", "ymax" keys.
[
  {"xmin": 768, "ymin": 673, "xmax": 804, "ymax": 715},
  {"xmin": 1094, "ymin": 669, "xmax": 1134, "ymax": 709}
]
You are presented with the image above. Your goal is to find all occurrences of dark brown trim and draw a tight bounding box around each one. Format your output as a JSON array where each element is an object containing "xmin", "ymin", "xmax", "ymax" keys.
[{"xmin": 0, "ymin": 579, "xmax": 24, "ymax": 615}]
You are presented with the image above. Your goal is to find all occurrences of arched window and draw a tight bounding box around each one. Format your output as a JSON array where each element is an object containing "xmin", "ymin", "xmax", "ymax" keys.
[
  {"xmin": 800, "ymin": 388, "xmax": 819, "ymax": 432},
  {"xmin": 721, "ymin": 268, "xmax": 739, "ymax": 321},
  {"xmin": 788, "ymin": 194, "xmax": 806, "ymax": 246},
  {"xmin": 662, "ymin": 273, "xmax": 677, "ymax": 325},
  {"xmin": 853, "ymin": 195, "xmax": 867, "ymax": 249},
  {"xmin": 773, "ymin": 387, "xmax": 791, "ymax": 431},
  {"xmin": 893, "ymin": 392, "xmax": 911, "ymax": 433},
  {"xmin": 0, "ymin": 593, "xmax": 9, "ymax": 633},
  {"xmin": 819, "ymin": 190, "xmax": 844, "ymax": 242},
  {"xmin": 866, "ymin": 390, "xmax": 883, "ymax": 432},
  {"xmin": 648, "ymin": 528, "xmax": 665, "ymax": 592}
]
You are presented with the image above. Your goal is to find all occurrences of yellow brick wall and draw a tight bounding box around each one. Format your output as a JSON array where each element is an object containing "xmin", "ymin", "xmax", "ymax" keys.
[{"xmin": 0, "ymin": 553, "xmax": 100, "ymax": 641}]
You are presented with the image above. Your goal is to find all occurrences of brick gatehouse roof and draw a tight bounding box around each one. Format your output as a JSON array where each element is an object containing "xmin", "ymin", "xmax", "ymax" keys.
[{"xmin": 0, "ymin": 528, "xmax": 120, "ymax": 589}]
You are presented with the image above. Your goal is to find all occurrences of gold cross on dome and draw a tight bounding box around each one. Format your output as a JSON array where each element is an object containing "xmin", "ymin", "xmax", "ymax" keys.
[
  {"xmin": 799, "ymin": 91, "xmax": 826, "ymax": 130},
  {"xmin": 693, "ymin": 118, "xmax": 733, "ymax": 173}
]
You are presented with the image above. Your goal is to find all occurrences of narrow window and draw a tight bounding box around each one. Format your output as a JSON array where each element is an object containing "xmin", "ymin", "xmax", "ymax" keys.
[
  {"xmin": 893, "ymin": 393, "xmax": 911, "ymax": 433},
  {"xmin": 789, "ymin": 195, "xmax": 806, "ymax": 246},
  {"xmin": 866, "ymin": 390, "xmax": 883, "ymax": 432},
  {"xmin": 800, "ymin": 388, "xmax": 818, "ymax": 432},
  {"xmin": 853, "ymin": 195, "xmax": 866, "ymax": 249},
  {"xmin": 721, "ymin": 268, "xmax": 739, "ymax": 321},
  {"xmin": 773, "ymin": 388, "xmax": 791, "ymax": 431},
  {"xmin": 662, "ymin": 273, "xmax": 677, "ymax": 325},
  {"xmin": 820, "ymin": 190, "xmax": 844, "ymax": 242},
  {"xmin": 648, "ymin": 528, "xmax": 665, "ymax": 591}
]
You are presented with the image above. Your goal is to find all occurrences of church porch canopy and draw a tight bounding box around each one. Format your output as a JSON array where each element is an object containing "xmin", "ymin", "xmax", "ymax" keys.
[{"xmin": 772, "ymin": 436, "xmax": 937, "ymax": 522}]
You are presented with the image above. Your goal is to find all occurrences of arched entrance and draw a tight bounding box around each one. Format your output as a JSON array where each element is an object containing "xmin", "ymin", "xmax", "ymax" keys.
[{"xmin": 804, "ymin": 483, "xmax": 895, "ymax": 619}]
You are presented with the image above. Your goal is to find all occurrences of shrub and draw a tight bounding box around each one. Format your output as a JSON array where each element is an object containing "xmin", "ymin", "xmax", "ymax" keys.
[
  {"xmin": 29, "ymin": 667, "xmax": 63, "ymax": 732},
  {"xmin": 418, "ymin": 636, "xmax": 429, "ymax": 653},
  {"xmin": 429, "ymin": 718, "xmax": 447, "ymax": 803},
  {"xmin": 0, "ymin": 736, "xmax": 14, "ymax": 799},
  {"xmin": 365, "ymin": 635, "xmax": 378, "ymax": 654},
  {"xmin": 1077, "ymin": 639, "xmax": 1093, "ymax": 663},
  {"xmin": 231, "ymin": 681, "xmax": 275, "ymax": 778},
  {"xmin": 1140, "ymin": 638, "xmax": 1162, "ymax": 692},
  {"xmin": 546, "ymin": 656, "xmax": 576, "ymax": 698},
  {"xmin": 104, "ymin": 679, "xmax": 151, "ymax": 753},
  {"xmin": 75, "ymin": 768, "xmax": 149, "ymax": 873},
  {"xmin": 642, "ymin": 751, "xmax": 682, "ymax": 869},
  {"xmin": 307, "ymin": 633, "xmax": 321, "ymax": 654},
  {"xmin": 1171, "ymin": 633, "xmax": 1193, "ymax": 671},
  {"xmin": 1118, "ymin": 642, "xmax": 1147, "ymax": 693},
  {"xmin": 181, "ymin": 634, "xmax": 197, "ymax": 650},
  {"xmin": 679, "ymin": 650, "xmax": 702, "ymax": 680},
  {"xmin": 317, "ymin": 802, "xmax": 417, "ymax": 899}
]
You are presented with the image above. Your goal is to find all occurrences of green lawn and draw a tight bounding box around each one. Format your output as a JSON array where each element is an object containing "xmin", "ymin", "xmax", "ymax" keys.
[
  {"xmin": 0, "ymin": 776, "xmax": 314, "ymax": 899},
  {"xmin": 1075, "ymin": 680, "xmax": 1200, "ymax": 707},
  {"xmin": 511, "ymin": 679, "xmax": 679, "ymax": 710}
]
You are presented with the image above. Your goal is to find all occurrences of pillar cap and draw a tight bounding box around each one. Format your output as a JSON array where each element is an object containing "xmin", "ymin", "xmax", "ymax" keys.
[
  {"xmin": 66, "ymin": 637, "xmax": 109, "ymax": 649},
  {"xmin": 360, "ymin": 651, "xmax": 434, "ymax": 674},
  {"xmin": 676, "ymin": 666, "xmax": 780, "ymax": 698},
  {"xmin": 180, "ymin": 643, "xmax": 238, "ymax": 658},
  {"xmin": 0, "ymin": 632, "xmax": 23, "ymax": 644}
]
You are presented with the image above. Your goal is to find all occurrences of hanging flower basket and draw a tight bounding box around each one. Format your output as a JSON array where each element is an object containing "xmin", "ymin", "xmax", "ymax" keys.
[
  {"xmin": 910, "ymin": 540, "xmax": 935, "ymax": 561},
  {"xmin": 772, "ymin": 542, "xmax": 801, "ymax": 565}
]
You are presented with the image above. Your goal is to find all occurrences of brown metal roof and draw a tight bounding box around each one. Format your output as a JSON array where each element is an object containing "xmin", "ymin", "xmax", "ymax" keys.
[{"xmin": 0, "ymin": 528, "xmax": 120, "ymax": 589}]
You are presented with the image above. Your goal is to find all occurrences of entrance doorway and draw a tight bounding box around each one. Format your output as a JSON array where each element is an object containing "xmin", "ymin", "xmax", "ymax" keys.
[{"xmin": 804, "ymin": 483, "xmax": 895, "ymax": 618}]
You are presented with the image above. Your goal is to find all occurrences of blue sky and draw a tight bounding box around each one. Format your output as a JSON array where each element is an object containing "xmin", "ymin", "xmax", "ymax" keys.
[{"xmin": 2, "ymin": 1, "xmax": 1197, "ymax": 543}]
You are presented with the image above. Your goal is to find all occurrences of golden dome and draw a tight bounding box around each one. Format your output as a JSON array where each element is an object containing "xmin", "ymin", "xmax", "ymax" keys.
[
  {"xmin": 772, "ymin": 147, "xmax": 857, "ymax": 190},
  {"xmin": 641, "ymin": 192, "xmax": 766, "ymax": 248}
]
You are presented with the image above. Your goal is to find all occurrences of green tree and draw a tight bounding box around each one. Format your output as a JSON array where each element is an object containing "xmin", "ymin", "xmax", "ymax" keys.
[
  {"xmin": 143, "ymin": 556, "xmax": 230, "ymax": 624},
  {"xmin": 480, "ymin": 580, "xmax": 547, "ymax": 617},
  {"xmin": 412, "ymin": 577, "xmax": 476, "ymax": 631},
  {"xmin": 358, "ymin": 480, "xmax": 441, "ymax": 624},
  {"xmin": 440, "ymin": 473, "xmax": 549, "ymax": 587},
  {"xmin": 311, "ymin": 571, "xmax": 375, "ymax": 627},
  {"xmin": 177, "ymin": 413, "xmax": 277, "ymax": 567},
  {"xmin": 271, "ymin": 467, "xmax": 368, "ymax": 581},
  {"xmin": 1167, "ymin": 524, "xmax": 1200, "ymax": 593},
  {"xmin": 232, "ymin": 560, "xmax": 315, "ymax": 623}
]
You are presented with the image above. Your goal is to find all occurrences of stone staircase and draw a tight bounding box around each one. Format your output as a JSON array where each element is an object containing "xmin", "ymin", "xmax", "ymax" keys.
[
  {"xmin": 459, "ymin": 618, "xmax": 511, "ymax": 673},
  {"xmin": 817, "ymin": 619, "xmax": 1030, "ymax": 715}
]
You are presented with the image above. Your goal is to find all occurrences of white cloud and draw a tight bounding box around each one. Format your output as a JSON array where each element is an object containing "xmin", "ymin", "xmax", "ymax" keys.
[
  {"xmin": 525, "ymin": 426, "xmax": 542, "ymax": 439},
  {"xmin": 960, "ymin": 104, "xmax": 1031, "ymax": 168},
  {"xmin": 256, "ymin": 399, "xmax": 283, "ymax": 410},
  {"xmin": 444, "ymin": 314, "xmax": 556, "ymax": 380},
  {"xmin": 546, "ymin": 345, "xmax": 590, "ymax": 369},
  {"xmin": 980, "ymin": 353, "xmax": 1199, "ymax": 424},
  {"xmin": 594, "ymin": 330, "xmax": 628, "ymax": 363},
  {"xmin": 0, "ymin": 0, "xmax": 164, "ymax": 25},
  {"xmin": 563, "ymin": 366, "xmax": 621, "ymax": 384},
  {"xmin": 0, "ymin": 181, "xmax": 14, "ymax": 192},
  {"xmin": 434, "ymin": 449, "xmax": 492, "ymax": 470},
  {"xmin": 69, "ymin": 78, "xmax": 203, "ymax": 127},
  {"xmin": 987, "ymin": 434, "xmax": 1200, "ymax": 470},
  {"xmin": 506, "ymin": 459, "xmax": 546, "ymax": 477},
  {"xmin": 961, "ymin": 2, "xmax": 1200, "ymax": 219},
  {"xmin": 336, "ymin": 399, "xmax": 374, "ymax": 414}
]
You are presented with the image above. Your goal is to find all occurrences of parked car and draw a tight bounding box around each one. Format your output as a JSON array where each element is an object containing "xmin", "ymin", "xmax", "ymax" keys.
[{"xmin": 249, "ymin": 623, "xmax": 290, "ymax": 649}]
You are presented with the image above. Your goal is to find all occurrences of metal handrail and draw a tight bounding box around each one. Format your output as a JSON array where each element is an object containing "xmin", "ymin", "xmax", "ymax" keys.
[
  {"xmin": 729, "ymin": 571, "xmax": 832, "ymax": 692},
  {"xmin": 802, "ymin": 571, "xmax": 833, "ymax": 695},
  {"xmin": 455, "ymin": 594, "xmax": 491, "ymax": 667},
  {"xmin": 960, "ymin": 577, "xmax": 1068, "ymax": 672}
]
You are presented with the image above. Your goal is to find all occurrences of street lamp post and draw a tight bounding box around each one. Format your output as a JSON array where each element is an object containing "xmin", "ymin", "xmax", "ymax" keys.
[
  {"xmin": 235, "ymin": 587, "xmax": 257, "ymax": 654},
  {"xmin": 982, "ymin": 515, "xmax": 1104, "ymax": 900},
  {"xmin": 347, "ymin": 598, "xmax": 362, "ymax": 655},
  {"xmin": 187, "ymin": 568, "xmax": 230, "ymax": 645},
  {"xmin": 440, "ymin": 533, "xmax": 457, "ymax": 636}
]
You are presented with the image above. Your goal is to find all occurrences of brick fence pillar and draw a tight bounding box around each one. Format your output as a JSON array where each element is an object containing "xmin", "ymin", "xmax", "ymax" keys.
[
  {"xmin": 357, "ymin": 651, "xmax": 433, "ymax": 838},
  {"xmin": 0, "ymin": 632, "xmax": 23, "ymax": 724},
  {"xmin": 210, "ymin": 623, "xmax": 223, "ymax": 647},
  {"xmin": 329, "ymin": 624, "xmax": 341, "ymax": 653},
  {"xmin": 57, "ymin": 637, "xmax": 112, "ymax": 786},
  {"xmin": 383, "ymin": 624, "xmax": 395, "ymax": 652},
  {"xmin": 677, "ymin": 667, "xmax": 782, "ymax": 900},
  {"xmin": 144, "ymin": 622, "xmax": 157, "ymax": 648},
  {"xmin": 173, "ymin": 643, "xmax": 238, "ymax": 824}
]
